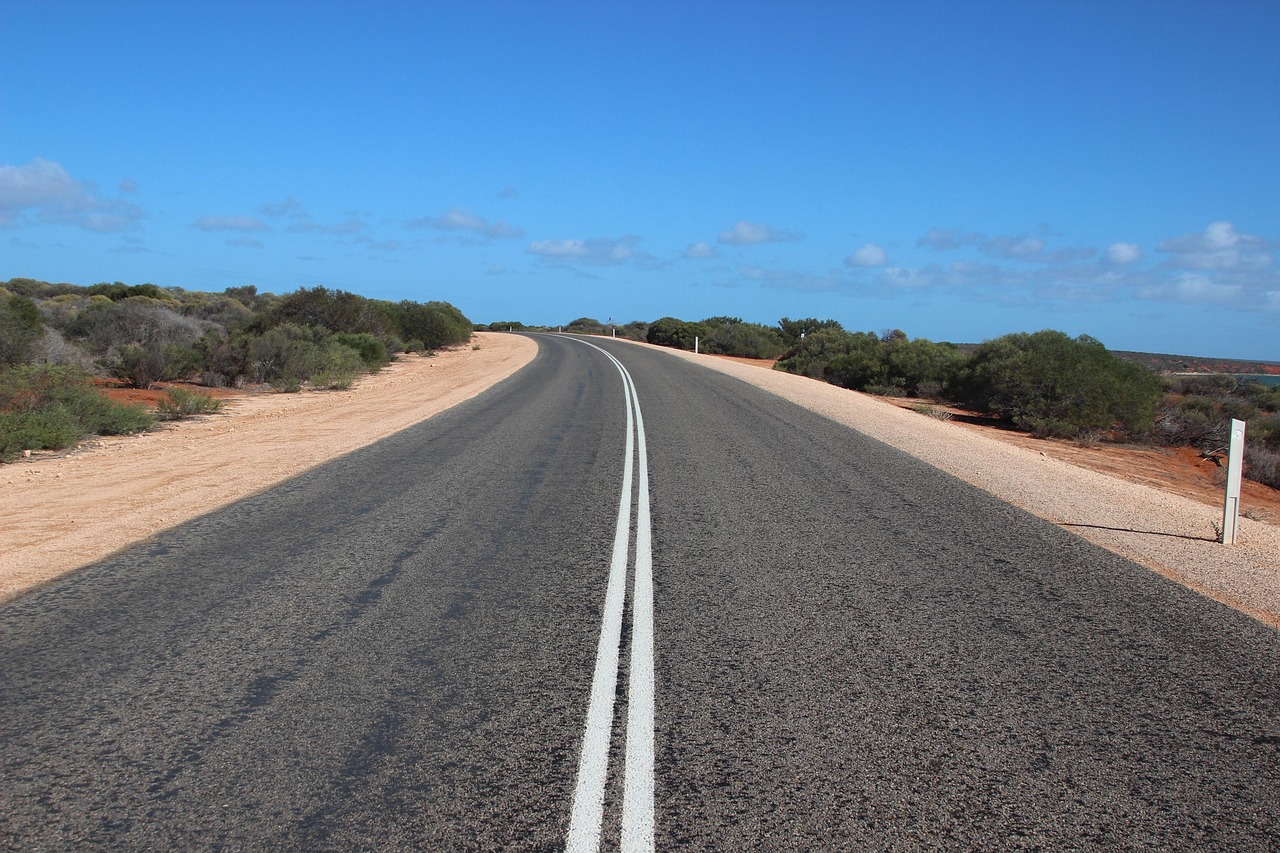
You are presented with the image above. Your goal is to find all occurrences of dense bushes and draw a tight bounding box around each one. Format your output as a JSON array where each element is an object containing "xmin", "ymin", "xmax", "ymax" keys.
[
  {"xmin": 955, "ymin": 331, "xmax": 1162, "ymax": 438},
  {"xmin": 646, "ymin": 317, "xmax": 707, "ymax": 350},
  {"xmin": 4, "ymin": 278, "xmax": 470, "ymax": 388},
  {"xmin": 1, "ymin": 277, "xmax": 473, "ymax": 458},
  {"xmin": 772, "ymin": 327, "xmax": 1162, "ymax": 438},
  {"xmin": 775, "ymin": 328, "xmax": 965, "ymax": 398},
  {"xmin": 1, "ymin": 294, "xmax": 44, "ymax": 365},
  {"xmin": 0, "ymin": 365, "xmax": 154, "ymax": 460},
  {"xmin": 1155, "ymin": 375, "xmax": 1280, "ymax": 487},
  {"xmin": 644, "ymin": 316, "xmax": 786, "ymax": 358}
]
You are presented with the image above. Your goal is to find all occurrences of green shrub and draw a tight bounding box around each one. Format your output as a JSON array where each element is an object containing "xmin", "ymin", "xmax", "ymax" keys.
[
  {"xmin": 646, "ymin": 317, "xmax": 708, "ymax": 350},
  {"xmin": 0, "ymin": 407, "xmax": 81, "ymax": 459},
  {"xmin": 79, "ymin": 393, "xmax": 155, "ymax": 435},
  {"xmin": 954, "ymin": 331, "xmax": 1161, "ymax": 438},
  {"xmin": 308, "ymin": 341, "xmax": 366, "ymax": 390},
  {"xmin": 702, "ymin": 321, "xmax": 787, "ymax": 359},
  {"xmin": 110, "ymin": 342, "xmax": 198, "ymax": 389},
  {"xmin": 776, "ymin": 328, "xmax": 870, "ymax": 380},
  {"xmin": 777, "ymin": 317, "xmax": 845, "ymax": 348},
  {"xmin": 1, "ymin": 294, "xmax": 43, "ymax": 365},
  {"xmin": 156, "ymin": 388, "xmax": 224, "ymax": 420},
  {"xmin": 332, "ymin": 332, "xmax": 390, "ymax": 368},
  {"xmin": 864, "ymin": 384, "xmax": 908, "ymax": 398},
  {"xmin": 1245, "ymin": 444, "xmax": 1280, "ymax": 489},
  {"xmin": 248, "ymin": 324, "xmax": 326, "ymax": 385},
  {"xmin": 0, "ymin": 365, "xmax": 153, "ymax": 459},
  {"xmin": 1154, "ymin": 398, "xmax": 1223, "ymax": 450}
]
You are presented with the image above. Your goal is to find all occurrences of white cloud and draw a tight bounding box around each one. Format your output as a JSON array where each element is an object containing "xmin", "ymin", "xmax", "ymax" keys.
[
  {"xmin": 260, "ymin": 197, "xmax": 306, "ymax": 218},
  {"xmin": 846, "ymin": 243, "xmax": 888, "ymax": 268},
  {"xmin": 1106, "ymin": 242, "xmax": 1143, "ymax": 265},
  {"xmin": 717, "ymin": 220, "xmax": 801, "ymax": 245},
  {"xmin": 528, "ymin": 238, "xmax": 588, "ymax": 258},
  {"xmin": 527, "ymin": 235, "xmax": 642, "ymax": 266},
  {"xmin": 738, "ymin": 264, "xmax": 845, "ymax": 292},
  {"xmin": 877, "ymin": 266, "xmax": 938, "ymax": 288},
  {"xmin": 983, "ymin": 234, "xmax": 1046, "ymax": 259},
  {"xmin": 1157, "ymin": 221, "xmax": 1267, "ymax": 253},
  {"xmin": 0, "ymin": 158, "xmax": 142, "ymax": 233},
  {"xmin": 410, "ymin": 207, "xmax": 524, "ymax": 239},
  {"xmin": 983, "ymin": 234, "xmax": 1094, "ymax": 264},
  {"xmin": 916, "ymin": 227, "xmax": 984, "ymax": 251},
  {"xmin": 191, "ymin": 215, "xmax": 270, "ymax": 232},
  {"xmin": 1156, "ymin": 221, "xmax": 1273, "ymax": 271},
  {"xmin": 288, "ymin": 218, "xmax": 366, "ymax": 235},
  {"xmin": 356, "ymin": 236, "xmax": 402, "ymax": 251},
  {"xmin": 682, "ymin": 241, "xmax": 718, "ymax": 259},
  {"xmin": 1138, "ymin": 273, "xmax": 1243, "ymax": 305},
  {"xmin": 226, "ymin": 235, "xmax": 264, "ymax": 248},
  {"xmin": 918, "ymin": 226, "xmax": 1093, "ymax": 264}
]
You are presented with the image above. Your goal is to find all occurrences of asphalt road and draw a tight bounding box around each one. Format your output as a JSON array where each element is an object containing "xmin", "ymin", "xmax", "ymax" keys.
[{"xmin": 3, "ymin": 334, "xmax": 1278, "ymax": 851}]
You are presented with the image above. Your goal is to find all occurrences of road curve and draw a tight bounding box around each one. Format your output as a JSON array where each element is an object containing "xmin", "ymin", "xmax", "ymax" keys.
[{"xmin": 2, "ymin": 334, "xmax": 1278, "ymax": 851}]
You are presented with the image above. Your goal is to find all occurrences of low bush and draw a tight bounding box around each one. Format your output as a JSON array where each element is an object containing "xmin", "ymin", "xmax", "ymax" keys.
[
  {"xmin": 156, "ymin": 388, "xmax": 224, "ymax": 420},
  {"xmin": 0, "ymin": 365, "xmax": 154, "ymax": 460},
  {"xmin": 1245, "ymin": 444, "xmax": 1280, "ymax": 489},
  {"xmin": 110, "ymin": 342, "xmax": 199, "ymax": 389},
  {"xmin": 0, "ymin": 407, "xmax": 81, "ymax": 459},
  {"xmin": 332, "ymin": 332, "xmax": 390, "ymax": 369}
]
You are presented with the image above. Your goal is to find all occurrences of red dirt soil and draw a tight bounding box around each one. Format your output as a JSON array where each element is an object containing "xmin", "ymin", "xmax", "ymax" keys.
[{"xmin": 94, "ymin": 379, "xmax": 246, "ymax": 407}]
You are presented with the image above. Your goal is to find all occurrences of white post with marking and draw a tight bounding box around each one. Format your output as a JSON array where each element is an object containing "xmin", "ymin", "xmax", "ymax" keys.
[{"xmin": 1221, "ymin": 418, "xmax": 1246, "ymax": 545}]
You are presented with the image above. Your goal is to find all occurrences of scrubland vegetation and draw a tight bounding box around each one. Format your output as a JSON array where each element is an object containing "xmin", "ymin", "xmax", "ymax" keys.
[
  {"xmin": 521, "ymin": 314, "xmax": 1280, "ymax": 489},
  {"xmin": 0, "ymin": 277, "xmax": 471, "ymax": 460},
  {"xmin": 6, "ymin": 281, "xmax": 1277, "ymax": 491}
]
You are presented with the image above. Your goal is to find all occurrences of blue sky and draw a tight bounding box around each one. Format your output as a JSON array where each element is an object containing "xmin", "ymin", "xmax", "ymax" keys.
[{"xmin": 2, "ymin": 1, "xmax": 1278, "ymax": 359}]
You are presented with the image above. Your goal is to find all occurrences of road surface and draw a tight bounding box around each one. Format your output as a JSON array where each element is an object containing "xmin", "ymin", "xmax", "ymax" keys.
[{"xmin": 3, "ymin": 334, "xmax": 1278, "ymax": 850}]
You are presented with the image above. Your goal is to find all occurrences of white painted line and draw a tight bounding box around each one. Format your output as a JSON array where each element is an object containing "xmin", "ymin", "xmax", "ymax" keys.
[
  {"xmin": 622, "ymin": 370, "xmax": 655, "ymax": 852},
  {"xmin": 563, "ymin": 338, "xmax": 656, "ymax": 853},
  {"xmin": 565, "ymin": 361, "xmax": 634, "ymax": 853}
]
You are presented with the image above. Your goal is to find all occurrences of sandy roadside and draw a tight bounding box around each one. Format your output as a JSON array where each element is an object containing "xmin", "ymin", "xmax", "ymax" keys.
[
  {"xmin": 4, "ymin": 332, "xmax": 1278, "ymax": 631},
  {"xmin": 0, "ymin": 332, "xmax": 538, "ymax": 602}
]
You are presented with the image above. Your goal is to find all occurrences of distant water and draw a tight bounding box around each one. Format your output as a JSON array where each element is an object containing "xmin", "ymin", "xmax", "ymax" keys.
[{"xmin": 1238, "ymin": 374, "xmax": 1280, "ymax": 387}]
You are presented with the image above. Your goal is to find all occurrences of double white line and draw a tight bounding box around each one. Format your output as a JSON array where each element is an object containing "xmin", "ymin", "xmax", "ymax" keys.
[{"xmin": 565, "ymin": 340, "xmax": 655, "ymax": 853}]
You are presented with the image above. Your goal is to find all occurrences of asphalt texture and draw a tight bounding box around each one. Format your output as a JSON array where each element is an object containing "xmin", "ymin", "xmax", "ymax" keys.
[{"xmin": 3, "ymin": 334, "xmax": 1279, "ymax": 851}]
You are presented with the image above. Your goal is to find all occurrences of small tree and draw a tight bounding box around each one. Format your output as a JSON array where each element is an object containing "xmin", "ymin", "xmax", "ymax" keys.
[
  {"xmin": 646, "ymin": 317, "xmax": 707, "ymax": 350},
  {"xmin": 955, "ymin": 330, "xmax": 1161, "ymax": 438}
]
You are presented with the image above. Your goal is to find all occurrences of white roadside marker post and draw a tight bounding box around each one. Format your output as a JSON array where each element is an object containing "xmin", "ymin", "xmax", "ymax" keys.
[
  {"xmin": 694, "ymin": 336, "xmax": 699, "ymax": 354},
  {"xmin": 1222, "ymin": 418, "xmax": 1246, "ymax": 545}
]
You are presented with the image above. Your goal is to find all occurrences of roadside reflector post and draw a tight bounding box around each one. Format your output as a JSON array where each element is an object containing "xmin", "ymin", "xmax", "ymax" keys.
[
  {"xmin": 1221, "ymin": 418, "xmax": 1246, "ymax": 545},
  {"xmin": 694, "ymin": 336, "xmax": 699, "ymax": 354}
]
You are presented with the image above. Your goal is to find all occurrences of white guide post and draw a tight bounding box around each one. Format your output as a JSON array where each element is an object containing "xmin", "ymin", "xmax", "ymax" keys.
[
  {"xmin": 1221, "ymin": 418, "xmax": 1246, "ymax": 545},
  {"xmin": 694, "ymin": 336, "xmax": 699, "ymax": 354}
]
